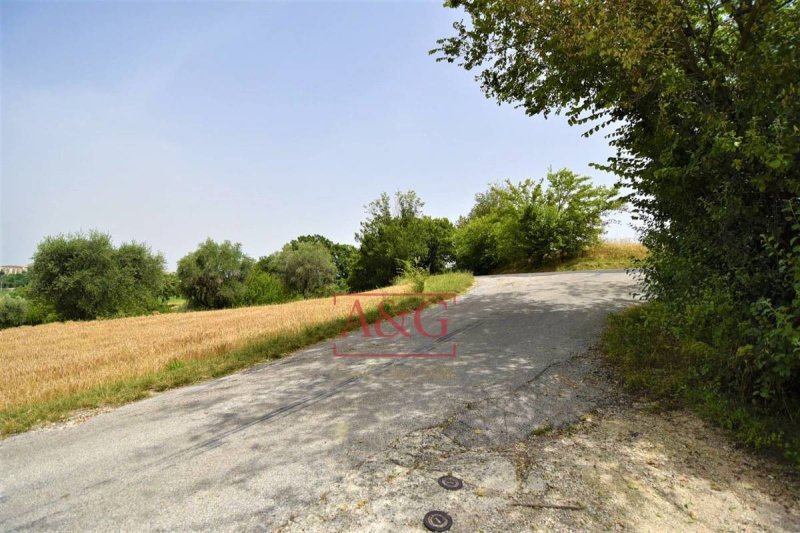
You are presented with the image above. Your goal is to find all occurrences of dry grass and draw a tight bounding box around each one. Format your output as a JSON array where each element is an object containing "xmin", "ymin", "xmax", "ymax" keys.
[
  {"xmin": 0, "ymin": 286, "xmax": 413, "ymax": 413},
  {"xmin": 585, "ymin": 240, "xmax": 648, "ymax": 261},
  {"xmin": 549, "ymin": 240, "xmax": 648, "ymax": 271}
]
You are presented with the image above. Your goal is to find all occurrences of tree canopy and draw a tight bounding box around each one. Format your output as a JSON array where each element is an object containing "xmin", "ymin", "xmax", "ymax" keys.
[
  {"xmin": 28, "ymin": 231, "xmax": 166, "ymax": 320},
  {"xmin": 348, "ymin": 191, "xmax": 455, "ymax": 290},
  {"xmin": 455, "ymin": 169, "xmax": 621, "ymax": 273},
  {"xmin": 177, "ymin": 239, "xmax": 254, "ymax": 309}
]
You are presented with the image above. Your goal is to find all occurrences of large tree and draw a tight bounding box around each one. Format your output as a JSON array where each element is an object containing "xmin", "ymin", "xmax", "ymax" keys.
[
  {"xmin": 273, "ymin": 241, "xmax": 338, "ymax": 297},
  {"xmin": 349, "ymin": 191, "xmax": 455, "ymax": 290},
  {"xmin": 435, "ymin": 1, "xmax": 799, "ymax": 404},
  {"xmin": 28, "ymin": 231, "xmax": 166, "ymax": 320},
  {"xmin": 285, "ymin": 235, "xmax": 357, "ymax": 286},
  {"xmin": 455, "ymin": 169, "xmax": 620, "ymax": 273},
  {"xmin": 177, "ymin": 239, "xmax": 254, "ymax": 309}
]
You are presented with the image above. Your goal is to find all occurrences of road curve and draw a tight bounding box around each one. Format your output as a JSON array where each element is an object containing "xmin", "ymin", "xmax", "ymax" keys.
[{"xmin": 0, "ymin": 271, "xmax": 637, "ymax": 531}]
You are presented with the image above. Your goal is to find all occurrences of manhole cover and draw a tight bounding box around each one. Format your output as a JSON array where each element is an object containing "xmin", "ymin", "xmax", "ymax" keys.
[
  {"xmin": 423, "ymin": 510, "xmax": 453, "ymax": 532},
  {"xmin": 437, "ymin": 475, "xmax": 463, "ymax": 491}
]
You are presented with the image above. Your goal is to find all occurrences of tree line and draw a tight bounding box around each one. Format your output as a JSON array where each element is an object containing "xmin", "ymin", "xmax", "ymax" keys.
[{"xmin": 0, "ymin": 168, "xmax": 619, "ymax": 327}]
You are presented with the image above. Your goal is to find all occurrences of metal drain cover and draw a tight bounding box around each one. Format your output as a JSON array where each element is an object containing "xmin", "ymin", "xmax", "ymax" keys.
[
  {"xmin": 423, "ymin": 510, "xmax": 453, "ymax": 532},
  {"xmin": 437, "ymin": 475, "xmax": 463, "ymax": 491}
]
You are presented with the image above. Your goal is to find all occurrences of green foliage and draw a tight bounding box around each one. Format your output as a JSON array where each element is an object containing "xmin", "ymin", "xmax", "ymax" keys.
[
  {"xmin": 394, "ymin": 258, "xmax": 430, "ymax": 292},
  {"xmin": 273, "ymin": 241, "xmax": 338, "ymax": 297},
  {"xmin": 454, "ymin": 169, "xmax": 621, "ymax": 273},
  {"xmin": 0, "ymin": 272, "xmax": 29, "ymax": 289},
  {"xmin": 242, "ymin": 271, "xmax": 291, "ymax": 305},
  {"xmin": 286, "ymin": 235, "xmax": 357, "ymax": 285},
  {"xmin": 603, "ymin": 303, "xmax": 800, "ymax": 467},
  {"xmin": 349, "ymin": 191, "xmax": 455, "ymax": 290},
  {"xmin": 28, "ymin": 231, "xmax": 166, "ymax": 320},
  {"xmin": 160, "ymin": 272, "xmax": 181, "ymax": 301},
  {"xmin": 0, "ymin": 294, "xmax": 28, "ymax": 329},
  {"xmin": 115, "ymin": 242, "xmax": 167, "ymax": 315},
  {"xmin": 177, "ymin": 239, "xmax": 254, "ymax": 309},
  {"xmin": 437, "ymin": 0, "xmax": 800, "ymax": 457}
]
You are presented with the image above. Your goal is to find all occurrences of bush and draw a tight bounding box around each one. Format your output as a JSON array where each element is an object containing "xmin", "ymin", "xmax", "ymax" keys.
[
  {"xmin": 242, "ymin": 271, "xmax": 291, "ymax": 305},
  {"xmin": 0, "ymin": 295, "xmax": 28, "ymax": 329},
  {"xmin": 177, "ymin": 239, "xmax": 254, "ymax": 309},
  {"xmin": 603, "ymin": 302, "xmax": 800, "ymax": 468},
  {"xmin": 393, "ymin": 259, "xmax": 429, "ymax": 292},
  {"xmin": 28, "ymin": 231, "xmax": 166, "ymax": 320}
]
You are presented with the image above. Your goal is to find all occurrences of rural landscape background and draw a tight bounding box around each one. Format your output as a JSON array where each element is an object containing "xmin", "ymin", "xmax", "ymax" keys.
[{"xmin": 1, "ymin": 0, "xmax": 799, "ymax": 530}]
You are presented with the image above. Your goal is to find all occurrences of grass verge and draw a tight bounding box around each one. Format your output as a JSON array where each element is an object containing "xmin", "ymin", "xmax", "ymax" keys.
[
  {"xmin": 0, "ymin": 272, "xmax": 474, "ymax": 437},
  {"xmin": 496, "ymin": 241, "xmax": 648, "ymax": 274},
  {"xmin": 546, "ymin": 241, "xmax": 647, "ymax": 271},
  {"xmin": 601, "ymin": 303, "xmax": 800, "ymax": 469}
]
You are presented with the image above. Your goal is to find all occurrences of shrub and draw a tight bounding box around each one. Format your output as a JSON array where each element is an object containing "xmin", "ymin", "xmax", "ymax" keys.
[
  {"xmin": 177, "ymin": 239, "xmax": 254, "ymax": 309},
  {"xmin": 0, "ymin": 295, "xmax": 28, "ymax": 329},
  {"xmin": 603, "ymin": 302, "xmax": 800, "ymax": 467},
  {"xmin": 243, "ymin": 271, "xmax": 291, "ymax": 305}
]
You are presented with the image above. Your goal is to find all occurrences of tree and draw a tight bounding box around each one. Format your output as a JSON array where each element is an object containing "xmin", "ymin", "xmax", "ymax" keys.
[
  {"xmin": 28, "ymin": 231, "xmax": 166, "ymax": 320},
  {"xmin": 454, "ymin": 169, "xmax": 619, "ymax": 273},
  {"xmin": 0, "ymin": 272, "xmax": 29, "ymax": 289},
  {"xmin": 274, "ymin": 241, "xmax": 338, "ymax": 297},
  {"xmin": 116, "ymin": 242, "xmax": 167, "ymax": 314},
  {"xmin": 435, "ymin": 2, "xmax": 800, "ymax": 407},
  {"xmin": 29, "ymin": 231, "xmax": 120, "ymax": 319},
  {"xmin": 177, "ymin": 239, "xmax": 254, "ymax": 309},
  {"xmin": 242, "ymin": 270, "xmax": 290, "ymax": 305},
  {"xmin": 0, "ymin": 295, "xmax": 28, "ymax": 329},
  {"xmin": 348, "ymin": 191, "xmax": 455, "ymax": 290},
  {"xmin": 285, "ymin": 235, "xmax": 357, "ymax": 286},
  {"xmin": 160, "ymin": 272, "xmax": 181, "ymax": 301}
]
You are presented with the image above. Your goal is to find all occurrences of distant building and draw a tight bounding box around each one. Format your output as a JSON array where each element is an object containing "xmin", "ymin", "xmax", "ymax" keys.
[{"xmin": 0, "ymin": 265, "xmax": 28, "ymax": 275}]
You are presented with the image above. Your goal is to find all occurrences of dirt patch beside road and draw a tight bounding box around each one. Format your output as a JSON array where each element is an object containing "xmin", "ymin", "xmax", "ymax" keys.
[{"xmin": 281, "ymin": 354, "xmax": 800, "ymax": 532}]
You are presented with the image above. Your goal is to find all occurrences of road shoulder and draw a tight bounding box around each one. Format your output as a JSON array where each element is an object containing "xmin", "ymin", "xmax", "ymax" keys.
[{"xmin": 279, "ymin": 351, "xmax": 800, "ymax": 532}]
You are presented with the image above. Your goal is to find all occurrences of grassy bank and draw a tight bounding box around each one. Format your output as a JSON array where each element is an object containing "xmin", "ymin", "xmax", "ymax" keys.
[
  {"xmin": 602, "ymin": 303, "xmax": 800, "ymax": 468},
  {"xmin": 0, "ymin": 272, "xmax": 474, "ymax": 436},
  {"xmin": 496, "ymin": 241, "xmax": 647, "ymax": 274},
  {"xmin": 548, "ymin": 241, "xmax": 647, "ymax": 271}
]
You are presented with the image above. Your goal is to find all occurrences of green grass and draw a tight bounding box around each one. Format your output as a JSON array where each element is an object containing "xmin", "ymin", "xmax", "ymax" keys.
[
  {"xmin": 164, "ymin": 296, "xmax": 187, "ymax": 312},
  {"xmin": 0, "ymin": 272, "xmax": 474, "ymax": 436},
  {"xmin": 601, "ymin": 303, "xmax": 800, "ymax": 469}
]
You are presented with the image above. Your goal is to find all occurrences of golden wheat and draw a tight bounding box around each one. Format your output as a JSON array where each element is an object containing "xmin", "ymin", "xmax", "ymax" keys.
[
  {"xmin": 0, "ymin": 286, "xmax": 411, "ymax": 411},
  {"xmin": 586, "ymin": 241, "xmax": 648, "ymax": 260}
]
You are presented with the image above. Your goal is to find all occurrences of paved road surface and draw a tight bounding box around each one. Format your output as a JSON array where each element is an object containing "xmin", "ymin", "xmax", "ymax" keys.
[{"xmin": 0, "ymin": 271, "xmax": 636, "ymax": 531}]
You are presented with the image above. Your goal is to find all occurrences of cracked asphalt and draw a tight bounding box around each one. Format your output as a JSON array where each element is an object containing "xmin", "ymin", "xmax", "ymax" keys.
[{"xmin": 0, "ymin": 271, "xmax": 636, "ymax": 531}]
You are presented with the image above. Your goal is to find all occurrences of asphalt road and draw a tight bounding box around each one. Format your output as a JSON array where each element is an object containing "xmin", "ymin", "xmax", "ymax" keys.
[{"xmin": 0, "ymin": 271, "xmax": 637, "ymax": 531}]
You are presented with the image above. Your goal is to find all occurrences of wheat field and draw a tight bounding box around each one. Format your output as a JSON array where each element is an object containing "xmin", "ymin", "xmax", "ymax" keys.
[
  {"xmin": 585, "ymin": 240, "xmax": 648, "ymax": 261},
  {"xmin": 0, "ymin": 286, "xmax": 412, "ymax": 412}
]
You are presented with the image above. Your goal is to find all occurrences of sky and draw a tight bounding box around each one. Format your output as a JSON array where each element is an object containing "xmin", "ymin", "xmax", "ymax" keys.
[{"xmin": 1, "ymin": 0, "xmax": 635, "ymax": 269}]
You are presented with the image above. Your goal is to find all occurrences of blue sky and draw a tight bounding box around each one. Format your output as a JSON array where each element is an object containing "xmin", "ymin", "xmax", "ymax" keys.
[{"xmin": 1, "ymin": 1, "xmax": 634, "ymax": 268}]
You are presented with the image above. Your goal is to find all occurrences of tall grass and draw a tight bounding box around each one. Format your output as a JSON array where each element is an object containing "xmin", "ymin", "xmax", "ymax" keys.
[
  {"xmin": 543, "ymin": 240, "xmax": 647, "ymax": 272},
  {"xmin": 0, "ymin": 273, "xmax": 473, "ymax": 436}
]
